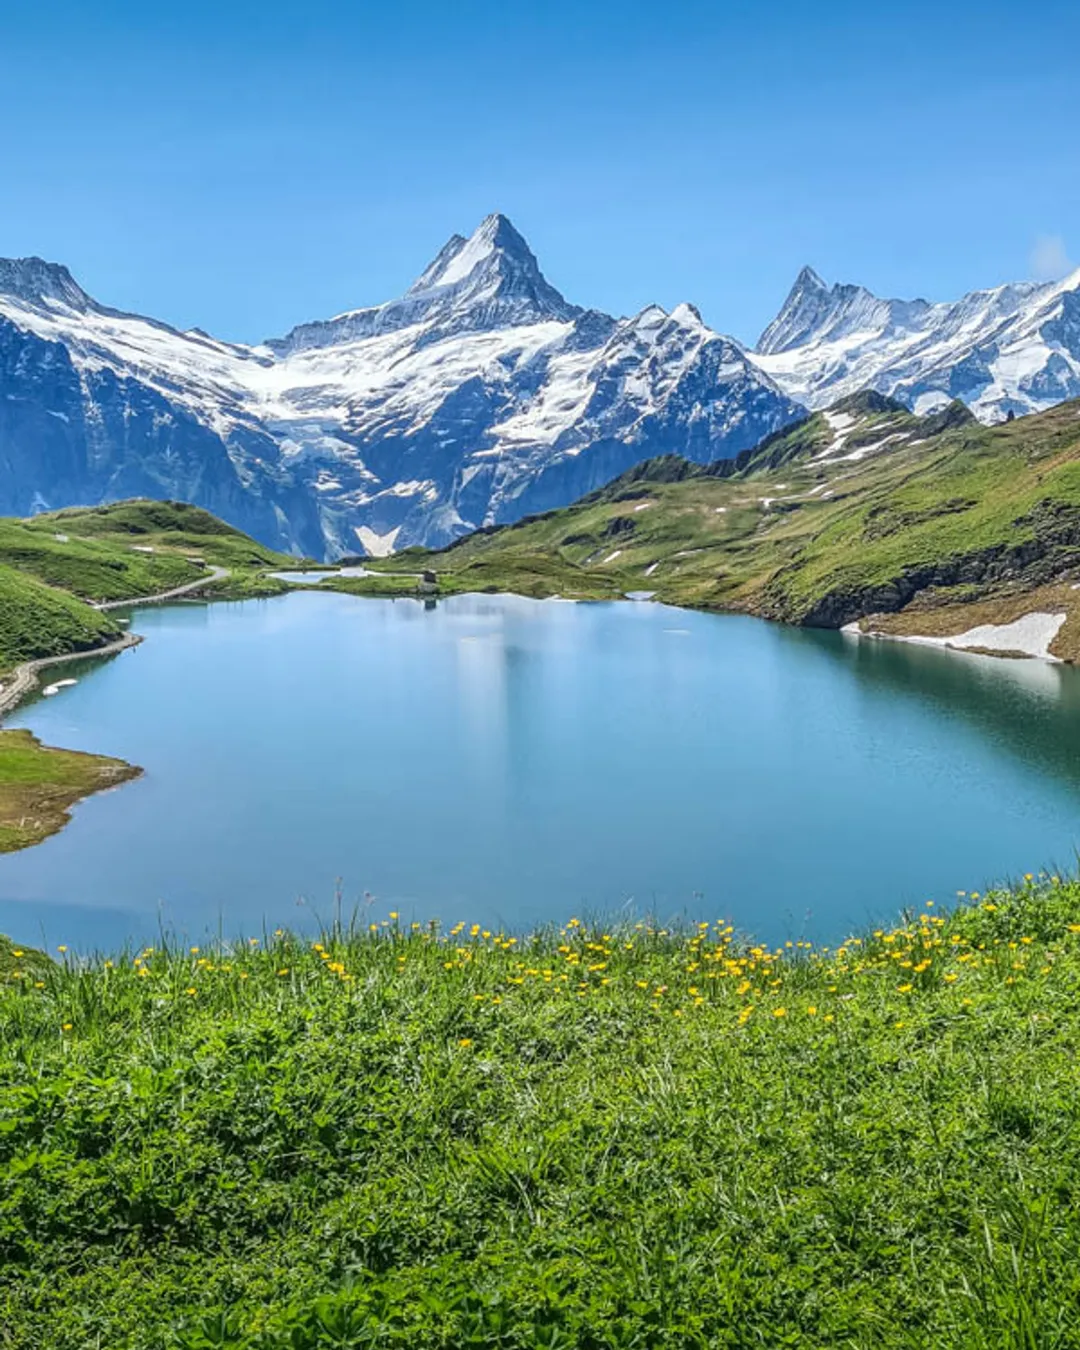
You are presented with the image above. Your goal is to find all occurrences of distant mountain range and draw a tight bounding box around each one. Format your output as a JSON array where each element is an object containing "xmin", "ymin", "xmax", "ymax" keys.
[
  {"xmin": 1, "ymin": 217, "xmax": 1078, "ymax": 557},
  {"xmin": 754, "ymin": 263, "xmax": 1080, "ymax": 419}
]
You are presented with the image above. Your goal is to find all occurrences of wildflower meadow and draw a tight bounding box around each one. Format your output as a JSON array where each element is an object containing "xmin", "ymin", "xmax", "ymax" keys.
[{"xmin": 2, "ymin": 877, "xmax": 1080, "ymax": 1347}]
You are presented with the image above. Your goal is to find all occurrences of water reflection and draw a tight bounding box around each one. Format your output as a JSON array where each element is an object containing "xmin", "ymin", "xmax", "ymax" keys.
[{"xmin": 811, "ymin": 629, "xmax": 1080, "ymax": 794}]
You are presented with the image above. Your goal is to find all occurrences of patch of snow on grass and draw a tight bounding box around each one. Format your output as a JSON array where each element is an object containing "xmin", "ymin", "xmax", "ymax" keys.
[
  {"xmin": 848, "ymin": 611, "xmax": 1067, "ymax": 661},
  {"xmin": 936, "ymin": 612, "xmax": 1067, "ymax": 659},
  {"xmin": 818, "ymin": 431, "xmax": 905, "ymax": 464}
]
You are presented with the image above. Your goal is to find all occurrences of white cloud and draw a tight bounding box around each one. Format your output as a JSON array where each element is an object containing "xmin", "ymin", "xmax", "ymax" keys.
[{"xmin": 1030, "ymin": 234, "xmax": 1074, "ymax": 281}]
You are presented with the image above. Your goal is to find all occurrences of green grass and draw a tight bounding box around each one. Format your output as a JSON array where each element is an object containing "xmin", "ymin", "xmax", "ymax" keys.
[
  {"xmin": 360, "ymin": 398, "xmax": 1080, "ymax": 637},
  {"xmin": 0, "ymin": 565, "xmax": 123, "ymax": 673},
  {"xmin": 0, "ymin": 499, "xmax": 300, "ymax": 675},
  {"xmin": 0, "ymin": 518, "xmax": 200, "ymax": 603},
  {"xmin": 35, "ymin": 499, "xmax": 299, "ymax": 580},
  {"xmin": 3, "ymin": 878, "xmax": 1080, "ymax": 1347},
  {"xmin": 0, "ymin": 729, "xmax": 140, "ymax": 851}
]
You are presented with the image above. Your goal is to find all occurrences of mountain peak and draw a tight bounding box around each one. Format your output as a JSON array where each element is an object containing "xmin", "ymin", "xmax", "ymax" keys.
[
  {"xmin": 0, "ymin": 256, "xmax": 93, "ymax": 311},
  {"xmin": 270, "ymin": 213, "xmax": 581, "ymax": 355},
  {"xmin": 756, "ymin": 266, "xmax": 849, "ymax": 354},
  {"xmin": 794, "ymin": 264, "xmax": 827, "ymax": 292},
  {"xmin": 395, "ymin": 212, "xmax": 580, "ymax": 331},
  {"xmin": 670, "ymin": 301, "xmax": 706, "ymax": 327},
  {"xmin": 406, "ymin": 212, "xmax": 567, "ymax": 312},
  {"xmin": 475, "ymin": 211, "xmax": 530, "ymax": 250}
]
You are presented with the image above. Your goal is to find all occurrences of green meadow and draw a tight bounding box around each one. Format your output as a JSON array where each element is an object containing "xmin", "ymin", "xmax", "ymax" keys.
[{"xmin": 2, "ymin": 877, "xmax": 1080, "ymax": 1347}]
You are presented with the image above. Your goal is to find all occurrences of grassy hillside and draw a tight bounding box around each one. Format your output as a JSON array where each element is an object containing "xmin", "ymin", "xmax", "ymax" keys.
[
  {"xmin": 353, "ymin": 397, "xmax": 1080, "ymax": 654},
  {"xmin": 32, "ymin": 499, "xmax": 297, "ymax": 597},
  {"xmin": 0, "ymin": 499, "xmax": 297, "ymax": 675},
  {"xmin": 0, "ymin": 565, "xmax": 123, "ymax": 672},
  {"xmin": 2, "ymin": 877, "xmax": 1080, "ymax": 1347}
]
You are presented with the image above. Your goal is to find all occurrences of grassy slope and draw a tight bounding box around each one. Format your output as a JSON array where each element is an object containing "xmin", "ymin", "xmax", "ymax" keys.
[
  {"xmin": 0, "ymin": 566, "xmax": 123, "ymax": 672},
  {"xmin": 355, "ymin": 397, "xmax": 1080, "ymax": 648},
  {"xmin": 0, "ymin": 729, "xmax": 141, "ymax": 852},
  {"xmin": 35, "ymin": 500, "xmax": 297, "ymax": 599},
  {"xmin": 2, "ymin": 879, "xmax": 1080, "ymax": 1347},
  {"xmin": 0, "ymin": 499, "xmax": 298, "ymax": 675}
]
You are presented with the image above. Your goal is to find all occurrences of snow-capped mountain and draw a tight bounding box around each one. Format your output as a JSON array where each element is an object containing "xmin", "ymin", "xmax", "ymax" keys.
[
  {"xmin": 0, "ymin": 260, "xmax": 327, "ymax": 554},
  {"xmin": 752, "ymin": 264, "xmax": 1080, "ymax": 421},
  {"xmin": 0, "ymin": 215, "xmax": 802, "ymax": 556}
]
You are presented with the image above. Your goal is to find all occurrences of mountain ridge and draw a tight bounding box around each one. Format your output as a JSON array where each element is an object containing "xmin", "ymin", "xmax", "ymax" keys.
[
  {"xmin": 752, "ymin": 263, "xmax": 1080, "ymax": 421},
  {"xmin": 0, "ymin": 215, "xmax": 801, "ymax": 557},
  {"xmin": 4, "ymin": 219, "xmax": 1080, "ymax": 560}
]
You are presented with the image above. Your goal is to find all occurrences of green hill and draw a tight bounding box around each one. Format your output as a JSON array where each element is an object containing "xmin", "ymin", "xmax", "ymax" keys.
[
  {"xmin": 354, "ymin": 397, "xmax": 1080, "ymax": 659},
  {"xmin": 0, "ymin": 567, "xmax": 123, "ymax": 673},
  {"xmin": 0, "ymin": 499, "xmax": 296, "ymax": 675}
]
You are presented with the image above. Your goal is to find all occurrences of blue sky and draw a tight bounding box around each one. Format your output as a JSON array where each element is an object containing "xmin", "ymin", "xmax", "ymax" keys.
[{"xmin": 1, "ymin": 0, "xmax": 1077, "ymax": 345}]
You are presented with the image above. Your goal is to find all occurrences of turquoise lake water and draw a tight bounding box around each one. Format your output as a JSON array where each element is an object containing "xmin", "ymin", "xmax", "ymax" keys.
[{"xmin": 4, "ymin": 590, "xmax": 1080, "ymax": 950}]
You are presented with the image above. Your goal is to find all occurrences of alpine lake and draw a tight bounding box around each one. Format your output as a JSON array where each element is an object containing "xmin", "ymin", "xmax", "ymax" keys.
[{"xmin": 3, "ymin": 588, "xmax": 1080, "ymax": 951}]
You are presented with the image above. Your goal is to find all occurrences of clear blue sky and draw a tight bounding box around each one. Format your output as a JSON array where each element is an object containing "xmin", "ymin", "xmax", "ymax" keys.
[{"xmin": 1, "ymin": 0, "xmax": 1077, "ymax": 345}]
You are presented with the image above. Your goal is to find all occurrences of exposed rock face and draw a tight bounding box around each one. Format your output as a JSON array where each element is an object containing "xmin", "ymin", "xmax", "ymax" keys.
[
  {"xmin": 0, "ymin": 217, "xmax": 802, "ymax": 558},
  {"xmin": 0, "ymin": 273, "xmax": 325, "ymax": 555}
]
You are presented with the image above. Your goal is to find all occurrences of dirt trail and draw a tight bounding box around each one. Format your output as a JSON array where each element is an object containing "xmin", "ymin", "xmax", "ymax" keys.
[{"xmin": 0, "ymin": 634, "xmax": 142, "ymax": 720}]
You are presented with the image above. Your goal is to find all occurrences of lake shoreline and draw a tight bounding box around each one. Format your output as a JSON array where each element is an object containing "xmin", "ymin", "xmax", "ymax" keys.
[
  {"xmin": 301, "ymin": 564, "xmax": 1080, "ymax": 665},
  {"xmin": 2, "ymin": 581, "xmax": 1077, "ymax": 866},
  {"xmin": 0, "ymin": 631, "xmax": 144, "ymax": 721},
  {"xmin": 5, "ymin": 588, "xmax": 1079, "ymax": 949},
  {"xmin": 0, "ymin": 726, "xmax": 142, "ymax": 853}
]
